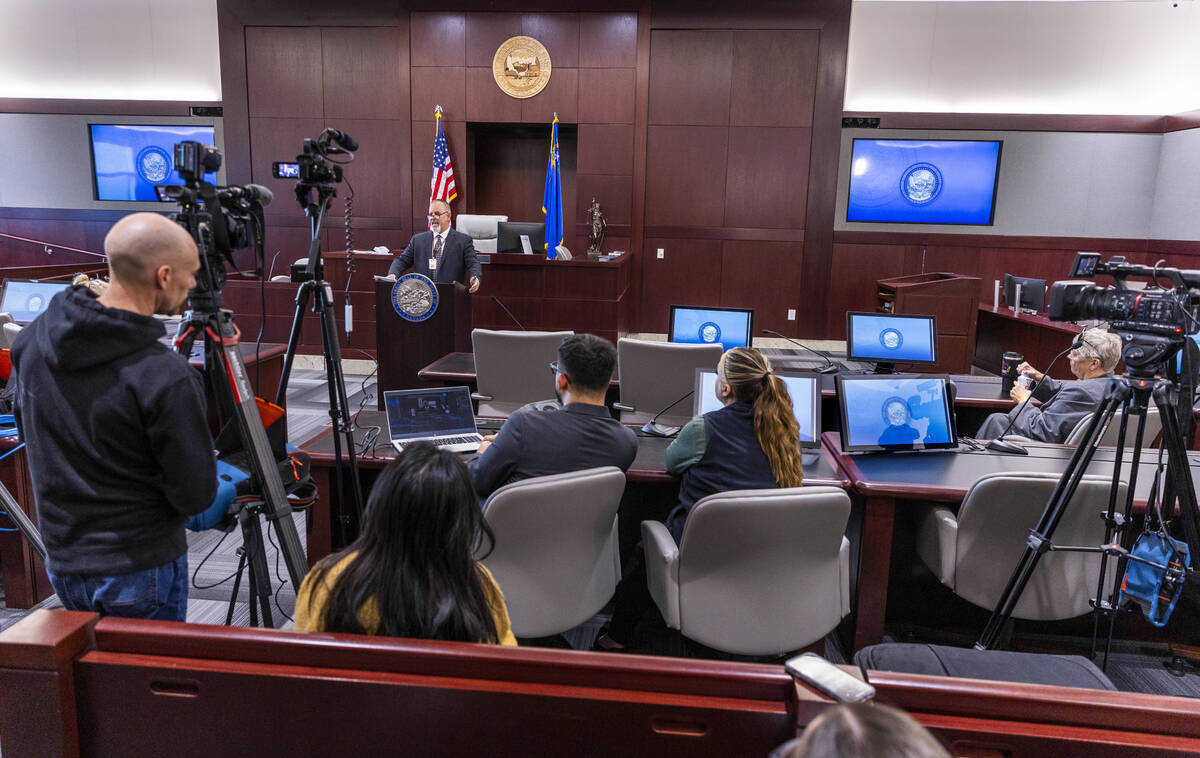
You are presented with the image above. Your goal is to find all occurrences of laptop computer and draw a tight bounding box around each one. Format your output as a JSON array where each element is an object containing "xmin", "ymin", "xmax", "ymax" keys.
[
  {"xmin": 0, "ymin": 279, "xmax": 71, "ymax": 325},
  {"xmin": 383, "ymin": 386, "xmax": 483, "ymax": 454}
]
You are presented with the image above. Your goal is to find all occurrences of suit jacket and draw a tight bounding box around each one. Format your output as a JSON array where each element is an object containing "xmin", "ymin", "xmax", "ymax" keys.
[
  {"xmin": 468, "ymin": 403, "xmax": 638, "ymax": 499},
  {"xmin": 388, "ymin": 227, "xmax": 481, "ymax": 285},
  {"xmin": 977, "ymin": 373, "xmax": 1114, "ymax": 443}
]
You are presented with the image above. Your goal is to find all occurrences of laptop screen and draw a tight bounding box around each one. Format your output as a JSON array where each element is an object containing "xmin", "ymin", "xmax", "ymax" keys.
[
  {"xmin": 837, "ymin": 374, "xmax": 957, "ymax": 452},
  {"xmin": 0, "ymin": 279, "xmax": 71, "ymax": 325},
  {"xmin": 384, "ymin": 387, "xmax": 477, "ymax": 440},
  {"xmin": 694, "ymin": 368, "xmax": 820, "ymax": 448},
  {"xmin": 845, "ymin": 312, "xmax": 937, "ymax": 365},
  {"xmin": 669, "ymin": 305, "xmax": 753, "ymax": 351}
]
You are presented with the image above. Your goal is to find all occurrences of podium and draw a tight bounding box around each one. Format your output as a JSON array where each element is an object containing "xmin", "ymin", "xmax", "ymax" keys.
[
  {"xmin": 876, "ymin": 272, "xmax": 979, "ymax": 373},
  {"xmin": 375, "ymin": 279, "xmax": 472, "ymax": 403}
]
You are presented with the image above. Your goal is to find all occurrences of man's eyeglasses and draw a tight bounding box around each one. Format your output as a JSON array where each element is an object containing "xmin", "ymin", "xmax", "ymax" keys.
[
  {"xmin": 428, "ymin": 211, "xmax": 449, "ymax": 217},
  {"xmin": 549, "ymin": 361, "xmax": 570, "ymax": 381}
]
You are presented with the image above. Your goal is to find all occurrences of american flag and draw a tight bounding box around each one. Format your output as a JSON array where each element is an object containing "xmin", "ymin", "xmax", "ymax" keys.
[{"xmin": 430, "ymin": 112, "xmax": 457, "ymax": 206}]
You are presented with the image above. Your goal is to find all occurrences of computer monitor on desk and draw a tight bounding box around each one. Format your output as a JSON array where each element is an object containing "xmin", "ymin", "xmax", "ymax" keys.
[
  {"xmin": 694, "ymin": 368, "xmax": 820, "ymax": 448},
  {"xmin": 669, "ymin": 305, "xmax": 753, "ymax": 351},
  {"xmin": 846, "ymin": 311, "xmax": 937, "ymax": 373},
  {"xmin": 0, "ymin": 279, "xmax": 71, "ymax": 325},
  {"xmin": 496, "ymin": 221, "xmax": 545, "ymax": 254},
  {"xmin": 1003, "ymin": 273, "xmax": 1047, "ymax": 313},
  {"xmin": 836, "ymin": 374, "xmax": 957, "ymax": 453}
]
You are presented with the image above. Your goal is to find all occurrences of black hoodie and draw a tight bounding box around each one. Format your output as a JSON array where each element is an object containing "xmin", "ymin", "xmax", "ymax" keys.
[{"xmin": 11, "ymin": 286, "xmax": 216, "ymax": 576}]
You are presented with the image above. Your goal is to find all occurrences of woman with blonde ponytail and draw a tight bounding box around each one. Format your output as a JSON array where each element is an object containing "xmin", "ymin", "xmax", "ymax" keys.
[{"xmin": 596, "ymin": 347, "xmax": 805, "ymax": 652}]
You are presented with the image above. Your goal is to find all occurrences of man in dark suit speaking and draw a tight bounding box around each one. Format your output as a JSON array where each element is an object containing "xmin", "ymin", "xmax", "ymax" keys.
[{"xmin": 387, "ymin": 199, "xmax": 481, "ymax": 293}]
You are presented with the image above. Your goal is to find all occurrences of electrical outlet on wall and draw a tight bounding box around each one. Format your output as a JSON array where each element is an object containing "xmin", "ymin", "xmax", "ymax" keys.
[
  {"xmin": 787, "ymin": 309, "xmax": 796, "ymax": 320},
  {"xmin": 656, "ymin": 248, "xmax": 664, "ymax": 259}
]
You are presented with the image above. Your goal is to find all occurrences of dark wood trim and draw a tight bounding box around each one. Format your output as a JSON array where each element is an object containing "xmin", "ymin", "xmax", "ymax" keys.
[
  {"xmin": 1164, "ymin": 110, "xmax": 1200, "ymax": 133},
  {"xmin": 216, "ymin": 1, "xmax": 252, "ymax": 187},
  {"xmin": 645, "ymin": 226, "xmax": 805, "ymax": 242},
  {"xmin": 841, "ymin": 111, "xmax": 1167, "ymax": 134},
  {"xmin": 0, "ymin": 99, "xmax": 218, "ymax": 116},
  {"xmin": 0, "ymin": 208, "xmax": 158, "ymax": 222},
  {"xmin": 629, "ymin": 0, "xmax": 652, "ymax": 331},
  {"xmin": 574, "ymin": 222, "xmax": 631, "ymax": 238},
  {"xmin": 832, "ymin": 231, "xmax": 1151, "ymax": 252}
]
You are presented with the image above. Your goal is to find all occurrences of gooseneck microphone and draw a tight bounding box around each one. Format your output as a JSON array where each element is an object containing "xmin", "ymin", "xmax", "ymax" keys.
[
  {"xmin": 985, "ymin": 336, "xmax": 1079, "ymax": 455},
  {"xmin": 490, "ymin": 295, "xmax": 527, "ymax": 330},
  {"xmin": 641, "ymin": 390, "xmax": 695, "ymax": 438},
  {"xmin": 760, "ymin": 328, "xmax": 838, "ymax": 374}
]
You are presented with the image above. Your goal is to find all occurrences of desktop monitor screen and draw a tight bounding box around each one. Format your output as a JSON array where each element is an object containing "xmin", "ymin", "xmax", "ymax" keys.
[
  {"xmin": 1176, "ymin": 333, "xmax": 1200, "ymax": 374},
  {"xmin": 669, "ymin": 305, "xmax": 753, "ymax": 351},
  {"xmin": 1003, "ymin": 274, "xmax": 1047, "ymax": 312},
  {"xmin": 846, "ymin": 312, "xmax": 937, "ymax": 365},
  {"xmin": 0, "ymin": 279, "xmax": 71, "ymax": 324},
  {"xmin": 496, "ymin": 221, "xmax": 546, "ymax": 254},
  {"xmin": 836, "ymin": 374, "xmax": 957, "ymax": 452},
  {"xmin": 694, "ymin": 368, "xmax": 820, "ymax": 448},
  {"xmin": 89, "ymin": 124, "xmax": 217, "ymax": 201},
  {"xmin": 846, "ymin": 139, "xmax": 1002, "ymax": 225}
]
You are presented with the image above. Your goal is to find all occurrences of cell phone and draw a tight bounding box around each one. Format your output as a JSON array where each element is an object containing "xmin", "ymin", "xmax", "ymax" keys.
[
  {"xmin": 784, "ymin": 653, "xmax": 875, "ymax": 703},
  {"xmin": 272, "ymin": 161, "xmax": 301, "ymax": 179}
]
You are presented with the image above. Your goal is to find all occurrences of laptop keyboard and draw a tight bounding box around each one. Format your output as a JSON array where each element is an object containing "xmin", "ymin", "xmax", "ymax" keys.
[{"xmin": 395, "ymin": 434, "xmax": 482, "ymax": 449}]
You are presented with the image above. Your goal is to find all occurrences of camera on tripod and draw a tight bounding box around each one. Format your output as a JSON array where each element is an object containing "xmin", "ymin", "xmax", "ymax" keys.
[{"xmin": 1048, "ymin": 252, "xmax": 1200, "ymax": 372}]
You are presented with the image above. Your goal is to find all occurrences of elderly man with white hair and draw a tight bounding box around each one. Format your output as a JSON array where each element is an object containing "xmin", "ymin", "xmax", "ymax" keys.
[{"xmin": 977, "ymin": 328, "xmax": 1124, "ymax": 443}]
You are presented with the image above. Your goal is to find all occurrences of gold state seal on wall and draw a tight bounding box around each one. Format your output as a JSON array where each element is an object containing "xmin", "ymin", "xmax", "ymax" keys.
[{"xmin": 492, "ymin": 36, "xmax": 551, "ymax": 99}]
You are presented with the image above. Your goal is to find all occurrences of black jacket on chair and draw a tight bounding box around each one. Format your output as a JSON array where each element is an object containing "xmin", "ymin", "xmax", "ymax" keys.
[{"xmin": 388, "ymin": 227, "xmax": 481, "ymax": 285}]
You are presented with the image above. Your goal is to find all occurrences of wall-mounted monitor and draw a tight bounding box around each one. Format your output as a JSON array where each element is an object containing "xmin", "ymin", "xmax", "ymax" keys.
[
  {"xmin": 846, "ymin": 138, "xmax": 1002, "ymax": 225},
  {"xmin": 846, "ymin": 311, "xmax": 937, "ymax": 368},
  {"xmin": 0, "ymin": 279, "xmax": 72, "ymax": 324},
  {"xmin": 1002, "ymin": 273, "xmax": 1047, "ymax": 312},
  {"xmin": 836, "ymin": 374, "xmax": 957, "ymax": 452},
  {"xmin": 669, "ymin": 305, "xmax": 753, "ymax": 351},
  {"xmin": 694, "ymin": 368, "xmax": 820, "ymax": 448},
  {"xmin": 89, "ymin": 123, "xmax": 217, "ymax": 201}
]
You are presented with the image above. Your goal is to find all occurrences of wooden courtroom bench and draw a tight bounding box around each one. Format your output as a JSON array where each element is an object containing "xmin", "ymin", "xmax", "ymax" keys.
[{"xmin": 3, "ymin": 610, "xmax": 1200, "ymax": 757}]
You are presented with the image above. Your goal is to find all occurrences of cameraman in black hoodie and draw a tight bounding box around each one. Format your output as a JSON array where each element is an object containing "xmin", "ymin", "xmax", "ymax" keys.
[{"xmin": 12, "ymin": 212, "xmax": 217, "ymax": 621}]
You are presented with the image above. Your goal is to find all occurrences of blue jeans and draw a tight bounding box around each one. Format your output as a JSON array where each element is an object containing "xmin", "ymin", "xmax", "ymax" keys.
[{"xmin": 48, "ymin": 554, "xmax": 189, "ymax": 621}]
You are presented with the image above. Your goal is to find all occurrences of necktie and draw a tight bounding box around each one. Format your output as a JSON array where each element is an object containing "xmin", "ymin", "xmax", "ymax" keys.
[{"xmin": 432, "ymin": 234, "xmax": 444, "ymax": 277}]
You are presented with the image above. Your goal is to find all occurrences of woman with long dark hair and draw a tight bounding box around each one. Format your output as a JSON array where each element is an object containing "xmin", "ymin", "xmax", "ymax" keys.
[
  {"xmin": 295, "ymin": 442, "xmax": 516, "ymax": 645},
  {"xmin": 597, "ymin": 347, "xmax": 804, "ymax": 651}
]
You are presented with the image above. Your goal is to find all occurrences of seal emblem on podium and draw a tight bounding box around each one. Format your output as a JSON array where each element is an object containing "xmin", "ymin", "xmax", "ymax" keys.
[{"xmin": 391, "ymin": 273, "xmax": 438, "ymax": 322}]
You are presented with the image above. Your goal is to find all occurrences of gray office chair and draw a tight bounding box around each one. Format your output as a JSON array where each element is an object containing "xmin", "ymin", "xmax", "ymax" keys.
[
  {"xmin": 456, "ymin": 214, "xmax": 508, "ymax": 254},
  {"xmin": 642, "ymin": 486, "xmax": 852, "ymax": 656},
  {"xmin": 614, "ymin": 338, "xmax": 723, "ymax": 427},
  {"xmin": 915, "ymin": 472, "xmax": 1125, "ymax": 620},
  {"xmin": 0, "ymin": 314, "xmax": 14, "ymax": 349},
  {"xmin": 480, "ymin": 466, "xmax": 625, "ymax": 638},
  {"xmin": 1002, "ymin": 406, "xmax": 1163, "ymax": 448},
  {"xmin": 2, "ymin": 321, "xmax": 22, "ymax": 350},
  {"xmin": 471, "ymin": 329, "xmax": 573, "ymax": 417}
]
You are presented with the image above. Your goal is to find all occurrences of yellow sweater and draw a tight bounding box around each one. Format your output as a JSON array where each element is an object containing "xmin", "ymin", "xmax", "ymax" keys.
[{"xmin": 294, "ymin": 553, "xmax": 517, "ymax": 646}]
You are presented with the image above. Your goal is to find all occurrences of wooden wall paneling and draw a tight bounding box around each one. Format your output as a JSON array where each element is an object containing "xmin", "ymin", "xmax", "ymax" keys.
[
  {"xmin": 247, "ymin": 117, "xmax": 327, "ymax": 221},
  {"xmin": 626, "ymin": 3, "xmax": 652, "ymax": 333},
  {"xmin": 724, "ymin": 127, "xmax": 811, "ymax": 229},
  {"xmin": 327, "ymin": 118, "xmax": 412, "ymax": 220},
  {"xmin": 578, "ymin": 13, "xmax": 638, "ymax": 68},
  {"xmin": 412, "ymin": 119, "xmax": 467, "ymax": 224},
  {"xmin": 719, "ymin": 241, "xmax": 805, "ymax": 337},
  {"xmin": 639, "ymin": 238, "xmax": 723, "ymax": 332},
  {"xmin": 651, "ymin": 0, "xmax": 847, "ymax": 28},
  {"xmin": 467, "ymin": 124, "xmax": 575, "ymax": 232},
  {"xmin": 729, "ymin": 31, "xmax": 819, "ymax": 128},
  {"xmin": 321, "ymin": 26, "xmax": 408, "ymax": 120},
  {"xmin": 410, "ymin": 13, "xmax": 466, "ymax": 67},
  {"xmin": 522, "ymin": 13, "xmax": 580, "ymax": 68},
  {"xmin": 544, "ymin": 266, "xmax": 619, "ymax": 300},
  {"xmin": 577, "ymin": 68, "xmax": 636, "ymax": 124},
  {"xmin": 643, "ymin": 126, "xmax": 728, "ymax": 227},
  {"xmin": 465, "ymin": 68, "xmax": 523, "ymax": 123},
  {"xmin": 410, "ymin": 67, "xmax": 467, "ymax": 123},
  {"xmin": 323, "ymin": 229, "xmax": 412, "ymax": 257},
  {"xmin": 245, "ymin": 27, "xmax": 324, "ymax": 118},
  {"xmin": 647, "ymin": 30, "xmax": 732, "ymax": 127},
  {"xmin": 217, "ymin": 3, "xmax": 252, "ymax": 186},
  {"xmin": 520, "ymin": 66, "xmax": 579, "ymax": 124},
  {"xmin": 827, "ymin": 243, "xmax": 912, "ymax": 327},
  {"xmin": 472, "ymin": 294, "xmax": 544, "ymax": 330},
  {"xmin": 262, "ymin": 225, "xmax": 319, "ymax": 271},
  {"xmin": 577, "ymin": 124, "xmax": 634, "ymax": 176},
  {"xmin": 464, "ymin": 13, "xmax": 523, "ymax": 68},
  {"xmin": 576, "ymin": 175, "xmax": 632, "ymax": 226}
]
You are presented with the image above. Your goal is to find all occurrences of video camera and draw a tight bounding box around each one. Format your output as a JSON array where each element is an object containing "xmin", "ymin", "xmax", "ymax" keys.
[
  {"xmin": 155, "ymin": 142, "xmax": 272, "ymax": 310},
  {"xmin": 1048, "ymin": 252, "xmax": 1200, "ymax": 371},
  {"xmin": 271, "ymin": 128, "xmax": 357, "ymax": 187}
]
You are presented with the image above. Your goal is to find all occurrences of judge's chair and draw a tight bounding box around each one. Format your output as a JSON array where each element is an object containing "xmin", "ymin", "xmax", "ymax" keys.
[
  {"xmin": 915, "ymin": 472, "xmax": 1126, "ymax": 620},
  {"xmin": 642, "ymin": 486, "xmax": 852, "ymax": 657},
  {"xmin": 471, "ymin": 329, "xmax": 573, "ymax": 417},
  {"xmin": 455, "ymin": 214, "xmax": 509, "ymax": 254},
  {"xmin": 614, "ymin": 338, "xmax": 723, "ymax": 427},
  {"xmin": 480, "ymin": 467, "xmax": 625, "ymax": 639}
]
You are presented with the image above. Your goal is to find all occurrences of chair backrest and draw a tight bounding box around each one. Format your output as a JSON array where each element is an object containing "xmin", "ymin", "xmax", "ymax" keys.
[
  {"xmin": 0, "ymin": 314, "xmax": 14, "ymax": 349},
  {"xmin": 954, "ymin": 471, "xmax": 1125, "ymax": 620},
  {"xmin": 616, "ymin": 338, "xmax": 723, "ymax": 426},
  {"xmin": 471, "ymin": 329, "xmax": 574, "ymax": 417},
  {"xmin": 456, "ymin": 214, "xmax": 508, "ymax": 254},
  {"xmin": 480, "ymin": 466, "xmax": 626, "ymax": 638},
  {"xmin": 676, "ymin": 486, "xmax": 851, "ymax": 654},
  {"xmin": 2, "ymin": 321, "xmax": 22, "ymax": 350},
  {"xmin": 1064, "ymin": 407, "xmax": 1163, "ymax": 448}
]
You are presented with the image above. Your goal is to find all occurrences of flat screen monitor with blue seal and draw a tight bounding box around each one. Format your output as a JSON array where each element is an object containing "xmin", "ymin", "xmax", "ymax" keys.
[
  {"xmin": 836, "ymin": 374, "xmax": 957, "ymax": 453},
  {"xmin": 89, "ymin": 124, "xmax": 218, "ymax": 202},
  {"xmin": 846, "ymin": 311, "xmax": 937, "ymax": 372},
  {"xmin": 669, "ymin": 305, "xmax": 753, "ymax": 351},
  {"xmin": 693, "ymin": 368, "xmax": 820, "ymax": 448},
  {"xmin": 846, "ymin": 138, "xmax": 1002, "ymax": 225},
  {"xmin": 0, "ymin": 279, "xmax": 72, "ymax": 325}
]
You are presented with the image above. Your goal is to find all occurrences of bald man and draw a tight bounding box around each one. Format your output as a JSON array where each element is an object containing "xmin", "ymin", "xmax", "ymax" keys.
[{"xmin": 11, "ymin": 212, "xmax": 217, "ymax": 621}]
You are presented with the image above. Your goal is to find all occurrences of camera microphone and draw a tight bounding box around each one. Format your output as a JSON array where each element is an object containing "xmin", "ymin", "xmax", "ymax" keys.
[
  {"xmin": 760, "ymin": 329, "xmax": 839, "ymax": 374},
  {"xmin": 221, "ymin": 184, "xmax": 274, "ymax": 207},
  {"xmin": 323, "ymin": 128, "xmax": 359, "ymax": 152}
]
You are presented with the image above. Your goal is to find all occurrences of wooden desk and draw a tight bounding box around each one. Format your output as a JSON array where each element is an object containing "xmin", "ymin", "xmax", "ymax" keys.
[
  {"xmin": 974, "ymin": 305, "xmax": 1080, "ymax": 378},
  {"xmin": 823, "ymin": 431, "xmax": 1200, "ymax": 649},
  {"xmin": 0, "ymin": 343, "xmax": 286, "ymax": 610},
  {"xmin": 298, "ymin": 411, "xmax": 850, "ymax": 562}
]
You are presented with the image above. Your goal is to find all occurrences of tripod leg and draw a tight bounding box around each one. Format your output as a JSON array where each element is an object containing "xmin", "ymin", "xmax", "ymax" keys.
[
  {"xmin": 226, "ymin": 547, "xmax": 248, "ymax": 626},
  {"xmin": 314, "ymin": 282, "xmax": 366, "ymax": 533},
  {"xmin": 275, "ymin": 281, "xmax": 316, "ymax": 407},
  {"xmin": 241, "ymin": 510, "xmax": 275, "ymax": 629}
]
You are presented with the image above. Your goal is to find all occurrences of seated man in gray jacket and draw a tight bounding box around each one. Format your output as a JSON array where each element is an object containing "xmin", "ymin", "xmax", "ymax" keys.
[{"xmin": 977, "ymin": 329, "xmax": 1123, "ymax": 443}]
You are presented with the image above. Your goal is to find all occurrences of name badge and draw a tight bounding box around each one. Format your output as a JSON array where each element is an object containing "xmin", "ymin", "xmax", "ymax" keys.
[{"xmin": 429, "ymin": 257, "xmax": 438, "ymax": 270}]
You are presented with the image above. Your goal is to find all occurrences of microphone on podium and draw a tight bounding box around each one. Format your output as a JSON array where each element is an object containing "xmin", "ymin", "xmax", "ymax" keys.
[
  {"xmin": 491, "ymin": 296, "xmax": 527, "ymax": 330},
  {"xmin": 759, "ymin": 329, "xmax": 839, "ymax": 374}
]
